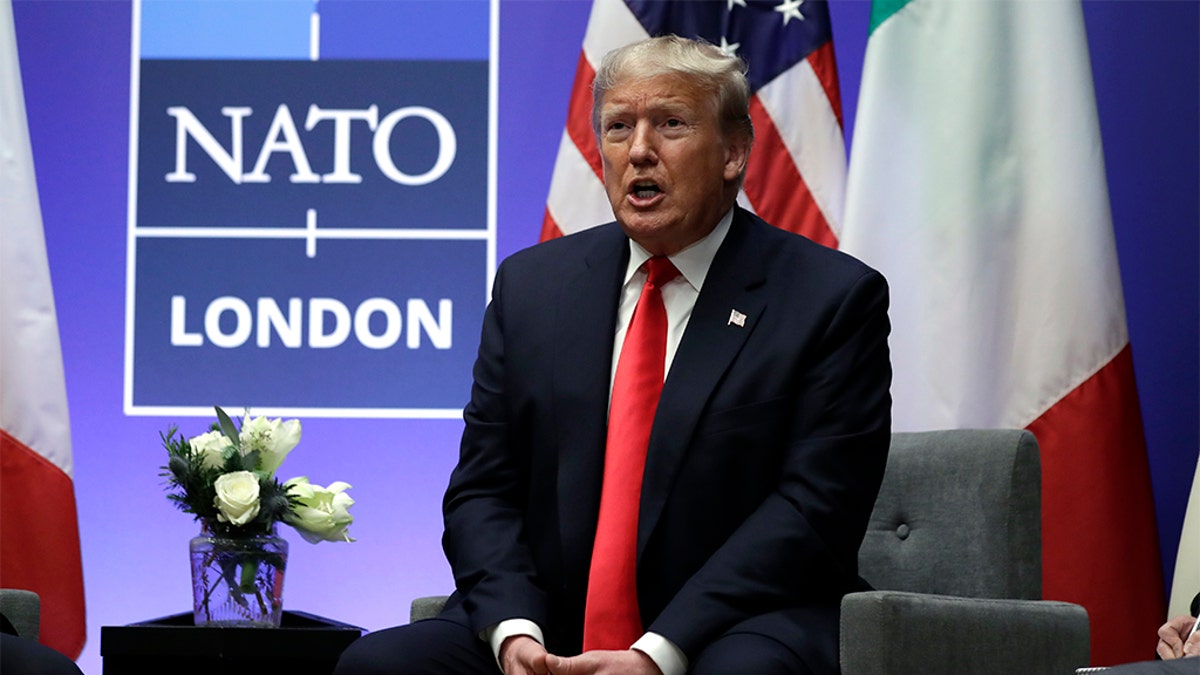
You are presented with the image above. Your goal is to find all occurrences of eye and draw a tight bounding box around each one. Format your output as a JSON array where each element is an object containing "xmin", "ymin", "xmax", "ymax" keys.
[
  {"xmin": 604, "ymin": 120, "xmax": 631, "ymax": 136},
  {"xmin": 664, "ymin": 118, "xmax": 683, "ymax": 128}
]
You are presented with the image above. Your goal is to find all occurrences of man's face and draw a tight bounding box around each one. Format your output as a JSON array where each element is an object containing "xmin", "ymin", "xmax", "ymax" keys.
[{"xmin": 598, "ymin": 73, "xmax": 749, "ymax": 256}]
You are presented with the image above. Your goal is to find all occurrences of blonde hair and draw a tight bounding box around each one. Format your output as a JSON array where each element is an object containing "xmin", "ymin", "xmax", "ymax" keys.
[{"xmin": 591, "ymin": 35, "xmax": 754, "ymax": 145}]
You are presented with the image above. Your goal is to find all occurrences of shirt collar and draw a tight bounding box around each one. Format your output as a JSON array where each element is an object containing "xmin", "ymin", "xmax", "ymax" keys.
[{"xmin": 623, "ymin": 207, "xmax": 734, "ymax": 292}]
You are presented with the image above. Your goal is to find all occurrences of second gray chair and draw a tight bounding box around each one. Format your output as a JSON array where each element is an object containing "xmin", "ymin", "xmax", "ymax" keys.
[{"xmin": 840, "ymin": 428, "xmax": 1090, "ymax": 674}]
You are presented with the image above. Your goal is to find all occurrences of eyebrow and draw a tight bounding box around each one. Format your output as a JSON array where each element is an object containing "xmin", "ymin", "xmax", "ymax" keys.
[{"xmin": 602, "ymin": 97, "xmax": 696, "ymax": 120}]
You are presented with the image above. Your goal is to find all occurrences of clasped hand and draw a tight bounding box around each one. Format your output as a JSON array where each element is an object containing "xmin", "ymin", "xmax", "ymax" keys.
[
  {"xmin": 1156, "ymin": 614, "xmax": 1200, "ymax": 660},
  {"xmin": 500, "ymin": 635, "xmax": 662, "ymax": 675}
]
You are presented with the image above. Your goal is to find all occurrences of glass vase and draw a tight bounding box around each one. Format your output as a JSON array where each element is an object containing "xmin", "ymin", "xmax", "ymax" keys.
[{"xmin": 189, "ymin": 526, "xmax": 288, "ymax": 627}]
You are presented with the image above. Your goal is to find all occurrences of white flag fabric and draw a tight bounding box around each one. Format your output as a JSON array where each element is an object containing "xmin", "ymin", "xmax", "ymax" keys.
[
  {"xmin": 842, "ymin": 0, "xmax": 1161, "ymax": 666},
  {"xmin": 0, "ymin": 0, "xmax": 86, "ymax": 657},
  {"xmin": 1170, "ymin": 459, "xmax": 1200, "ymax": 618}
]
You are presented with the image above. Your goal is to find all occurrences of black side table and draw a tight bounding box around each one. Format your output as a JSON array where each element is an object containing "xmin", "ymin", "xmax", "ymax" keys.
[{"xmin": 101, "ymin": 610, "xmax": 363, "ymax": 675}]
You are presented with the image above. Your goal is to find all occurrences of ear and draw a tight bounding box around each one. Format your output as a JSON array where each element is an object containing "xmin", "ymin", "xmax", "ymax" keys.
[{"xmin": 723, "ymin": 133, "xmax": 751, "ymax": 183}]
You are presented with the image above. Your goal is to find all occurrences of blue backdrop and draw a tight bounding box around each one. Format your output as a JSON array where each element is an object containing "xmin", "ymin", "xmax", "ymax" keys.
[{"xmin": 11, "ymin": 1, "xmax": 1199, "ymax": 672}]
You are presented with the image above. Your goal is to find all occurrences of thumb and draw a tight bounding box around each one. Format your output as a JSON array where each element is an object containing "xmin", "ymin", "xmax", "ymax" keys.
[{"xmin": 546, "ymin": 654, "xmax": 571, "ymax": 674}]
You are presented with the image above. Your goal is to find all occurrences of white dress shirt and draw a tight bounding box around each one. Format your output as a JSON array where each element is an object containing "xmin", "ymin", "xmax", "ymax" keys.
[{"xmin": 486, "ymin": 209, "xmax": 734, "ymax": 675}]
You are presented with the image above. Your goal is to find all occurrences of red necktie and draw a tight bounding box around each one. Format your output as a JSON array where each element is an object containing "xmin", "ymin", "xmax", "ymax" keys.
[{"xmin": 582, "ymin": 256, "xmax": 679, "ymax": 651}]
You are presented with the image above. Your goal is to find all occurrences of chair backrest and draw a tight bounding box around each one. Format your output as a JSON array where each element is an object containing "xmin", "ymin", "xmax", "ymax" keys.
[
  {"xmin": 0, "ymin": 589, "xmax": 40, "ymax": 640},
  {"xmin": 857, "ymin": 429, "xmax": 1042, "ymax": 600}
]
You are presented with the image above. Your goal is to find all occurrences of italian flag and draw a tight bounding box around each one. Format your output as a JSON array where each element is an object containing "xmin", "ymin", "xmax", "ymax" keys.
[
  {"xmin": 841, "ymin": 0, "xmax": 1162, "ymax": 666},
  {"xmin": 0, "ymin": 0, "xmax": 86, "ymax": 657}
]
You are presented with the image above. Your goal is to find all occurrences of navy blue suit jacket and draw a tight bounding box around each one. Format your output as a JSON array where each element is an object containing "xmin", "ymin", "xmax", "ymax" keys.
[{"xmin": 440, "ymin": 207, "xmax": 891, "ymax": 669}]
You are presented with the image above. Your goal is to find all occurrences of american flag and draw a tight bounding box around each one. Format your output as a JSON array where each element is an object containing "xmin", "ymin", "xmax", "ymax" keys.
[{"xmin": 541, "ymin": 0, "xmax": 845, "ymax": 248}]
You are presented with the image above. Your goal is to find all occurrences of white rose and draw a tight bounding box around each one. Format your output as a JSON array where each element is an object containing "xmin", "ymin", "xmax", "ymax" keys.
[
  {"xmin": 239, "ymin": 415, "xmax": 301, "ymax": 474},
  {"xmin": 283, "ymin": 477, "xmax": 355, "ymax": 543},
  {"xmin": 188, "ymin": 430, "xmax": 233, "ymax": 470},
  {"xmin": 213, "ymin": 471, "xmax": 261, "ymax": 526}
]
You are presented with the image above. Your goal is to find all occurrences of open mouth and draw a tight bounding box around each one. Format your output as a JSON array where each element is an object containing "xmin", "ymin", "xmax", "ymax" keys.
[{"xmin": 631, "ymin": 181, "xmax": 662, "ymax": 199}]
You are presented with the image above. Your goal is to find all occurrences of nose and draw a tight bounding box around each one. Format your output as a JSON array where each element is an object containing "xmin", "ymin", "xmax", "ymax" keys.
[{"xmin": 628, "ymin": 121, "xmax": 657, "ymax": 165}]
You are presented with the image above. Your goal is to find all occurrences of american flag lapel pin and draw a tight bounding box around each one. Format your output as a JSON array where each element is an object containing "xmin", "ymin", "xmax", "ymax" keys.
[{"xmin": 728, "ymin": 309, "xmax": 747, "ymax": 327}]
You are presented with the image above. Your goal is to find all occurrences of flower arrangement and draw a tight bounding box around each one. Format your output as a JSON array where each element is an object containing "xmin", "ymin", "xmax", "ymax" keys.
[{"xmin": 161, "ymin": 406, "xmax": 355, "ymax": 543}]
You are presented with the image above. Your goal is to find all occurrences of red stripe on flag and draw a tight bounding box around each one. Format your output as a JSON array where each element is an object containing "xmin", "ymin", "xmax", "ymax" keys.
[
  {"xmin": 1029, "ymin": 344, "xmax": 1163, "ymax": 666},
  {"xmin": 744, "ymin": 96, "xmax": 837, "ymax": 248},
  {"xmin": 565, "ymin": 52, "xmax": 603, "ymax": 182},
  {"xmin": 0, "ymin": 428, "xmax": 86, "ymax": 658},
  {"xmin": 540, "ymin": 208, "xmax": 565, "ymax": 242},
  {"xmin": 807, "ymin": 42, "xmax": 843, "ymax": 129}
]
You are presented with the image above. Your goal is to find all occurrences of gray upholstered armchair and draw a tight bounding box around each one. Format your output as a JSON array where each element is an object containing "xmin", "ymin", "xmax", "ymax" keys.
[
  {"xmin": 412, "ymin": 430, "xmax": 1091, "ymax": 674},
  {"xmin": 0, "ymin": 588, "xmax": 40, "ymax": 640},
  {"xmin": 841, "ymin": 429, "xmax": 1089, "ymax": 674}
]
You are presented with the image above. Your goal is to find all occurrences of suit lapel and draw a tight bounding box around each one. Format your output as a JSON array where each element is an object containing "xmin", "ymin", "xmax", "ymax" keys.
[
  {"xmin": 637, "ymin": 209, "xmax": 770, "ymax": 557},
  {"xmin": 553, "ymin": 225, "xmax": 628, "ymax": 584}
]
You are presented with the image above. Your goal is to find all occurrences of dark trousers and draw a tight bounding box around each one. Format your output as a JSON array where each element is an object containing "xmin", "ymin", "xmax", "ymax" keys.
[
  {"xmin": 333, "ymin": 614, "xmax": 819, "ymax": 675},
  {"xmin": 0, "ymin": 634, "xmax": 84, "ymax": 675},
  {"xmin": 1104, "ymin": 659, "xmax": 1200, "ymax": 674}
]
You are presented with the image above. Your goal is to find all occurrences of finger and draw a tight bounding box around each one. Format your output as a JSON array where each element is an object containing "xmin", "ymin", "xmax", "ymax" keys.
[
  {"xmin": 1158, "ymin": 640, "xmax": 1180, "ymax": 660},
  {"xmin": 1184, "ymin": 633, "xmax": 1200, "ymax": 657},
  {"xmin": 551, "ymin": 654, "xmax": 592, "ymax": 675},
  {"xmin": 529, "ymin": 652, "xmax": 550, "ymax": 675},
  {"xmin": 1158, "ymin": 626, "xmax": 1184, "ymax": 653}
]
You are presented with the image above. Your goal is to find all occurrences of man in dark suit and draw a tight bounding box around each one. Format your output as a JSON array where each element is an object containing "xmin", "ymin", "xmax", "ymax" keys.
[{"xmin": 335, "ymin": 35, "xmax": 890, "ymax": 675}]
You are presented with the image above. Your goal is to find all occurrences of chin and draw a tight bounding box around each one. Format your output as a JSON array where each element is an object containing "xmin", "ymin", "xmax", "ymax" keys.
[{"xmin": 618, "ymin": 218, "xmax": 669, "ymax": 241}]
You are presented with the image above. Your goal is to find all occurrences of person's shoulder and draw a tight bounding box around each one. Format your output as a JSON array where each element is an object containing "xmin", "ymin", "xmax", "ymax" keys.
[
  {"xmin": 739, "ymin": 210, "xmax": 882, "ymax": 281},
  {"xmin": 501, "ymin": 221, "xmax": 624, "ymax": 270},
  {"xmin": 492, "ymin": 221, "xmax": 627, "ymax": 297}
]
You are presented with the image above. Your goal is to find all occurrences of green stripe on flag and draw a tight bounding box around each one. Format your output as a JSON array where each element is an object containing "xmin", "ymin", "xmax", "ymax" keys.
[{"xmin": 869, "ymin": 0, "xmax": 912, "ymax": 35}]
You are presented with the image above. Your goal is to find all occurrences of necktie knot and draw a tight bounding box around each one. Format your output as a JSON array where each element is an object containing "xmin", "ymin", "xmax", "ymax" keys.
[{"xmin": 644, "ymin": 256, "xmax": 679, "ymax": 290}]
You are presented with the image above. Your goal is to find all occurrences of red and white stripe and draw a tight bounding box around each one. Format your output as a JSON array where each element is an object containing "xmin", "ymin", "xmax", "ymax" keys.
[
  {"xmin": 0, "ymin": 0, "xmax": 86, "ymax": 657},
  {"xmin": 541, "ymin": 0, "xmax": 846, "ymax": 247}
]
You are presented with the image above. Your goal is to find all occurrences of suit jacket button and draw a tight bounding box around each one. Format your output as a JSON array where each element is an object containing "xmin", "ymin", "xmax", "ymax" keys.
[{"xmin": 895, "ymin": 523, "xmax": 910, "ymax": 540}]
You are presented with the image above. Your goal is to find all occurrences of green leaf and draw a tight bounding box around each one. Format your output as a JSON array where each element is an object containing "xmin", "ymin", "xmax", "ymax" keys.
[
  {"xmin": 215, "ymin": 406, "xmax": 240, "ymax": 449},
  {"xmin": 240, "ymin": 450, "xmax": 262, "ymax": 473}
]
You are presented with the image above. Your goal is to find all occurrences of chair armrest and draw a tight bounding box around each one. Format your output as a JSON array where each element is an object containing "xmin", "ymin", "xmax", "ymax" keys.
[
  {"xmin": 410, "ymin": 595, "xmax": 450, "ymax": 623},
  {"xmin": 840, "ymin": 590, "xmax": 1089, "ymax": 675},
  {"xmin": 0, "ymin": 589, "xmax": 40, "ymax": 640}
]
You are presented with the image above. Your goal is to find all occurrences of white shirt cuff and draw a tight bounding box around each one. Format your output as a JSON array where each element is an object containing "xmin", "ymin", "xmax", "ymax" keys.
[
  {"xmin": 484, "ymin": 619, "xmax": 545, "ymax": 672},
  {"xmin": 632, "ymin": 632, "xmax": 688, "ymax": 675}
]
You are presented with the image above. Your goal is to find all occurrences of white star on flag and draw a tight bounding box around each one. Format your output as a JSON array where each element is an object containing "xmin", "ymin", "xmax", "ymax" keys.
[
  {"xmin": 774, "ymin": 0, "xmax": 806, "ymax": 25},
  {"xmin": 727, "ymin": 0, "xmax": 747, "ymax": 10},
  {"xmin": 719, "ymin": 36, "xmax": 740, "ymax": 56}
]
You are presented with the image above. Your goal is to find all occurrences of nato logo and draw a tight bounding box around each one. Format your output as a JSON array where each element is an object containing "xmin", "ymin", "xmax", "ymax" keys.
[{"xmin": 124, "ymin": 0, "xmax": 495, "ymax": 418}]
